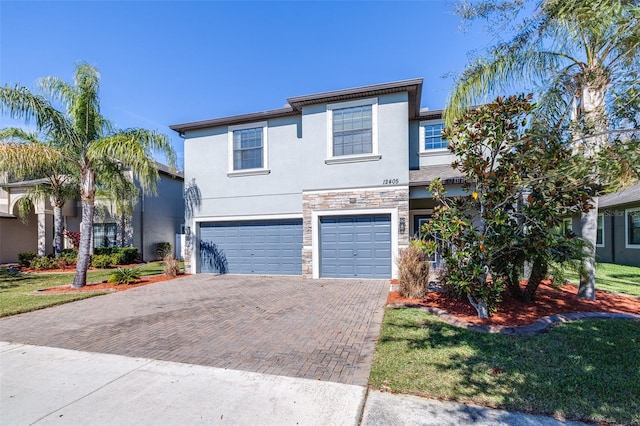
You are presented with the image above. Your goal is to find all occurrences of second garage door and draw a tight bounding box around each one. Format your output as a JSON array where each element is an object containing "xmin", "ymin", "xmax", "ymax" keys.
[
  {"xmin": 199, "ymin": 219, "xmax": 302, "ymax": 275},
  {"xmin": 320, "ymin": 215, "xmax": 391, "ymax": 279}
]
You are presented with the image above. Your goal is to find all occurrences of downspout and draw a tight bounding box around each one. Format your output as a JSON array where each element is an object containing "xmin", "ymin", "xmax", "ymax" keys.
[
  {"xmin": 610, "ymin": 214, "xmax": 615, "ymax": 264},
  {"xmin": 140, "ymin": 194, "xmax": 144, "ymax": 261}
]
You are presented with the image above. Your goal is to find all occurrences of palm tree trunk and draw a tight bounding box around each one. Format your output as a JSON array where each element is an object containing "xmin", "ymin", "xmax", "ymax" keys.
[
  {"xmin": 51, "ymin": 196, "xmax": 65, "ymax": 258},
  {"xmin": 578, "ymin": 198, "xmax": 598, "ymax": 300},
  {"xmin": 72, "ymin": 169, "xmax": 96, "ymax": 288},
  {"xmin": 72, "ymin": 200, "xmax": 94, "ymax": 288},
  {"xmin": 577, "ymin": 79, "xmax": 607, "ymax": 301}
]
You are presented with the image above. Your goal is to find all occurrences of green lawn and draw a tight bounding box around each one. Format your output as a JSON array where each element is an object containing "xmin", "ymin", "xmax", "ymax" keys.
[
  {"xmin": 370, "ymin": 308, "xmax": 640, "ymax": 425},
  {"xmin": 0, "ymin": 262, "xmax": 167, "ymax": 317},
  {"xmin": 564, "ymin": 262, "xmax": 640, "ymax": 297}
]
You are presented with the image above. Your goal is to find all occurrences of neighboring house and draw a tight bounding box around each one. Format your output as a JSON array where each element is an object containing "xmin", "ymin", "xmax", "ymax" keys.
[
  {"xmin": 595, "ymin": 183, "xmax": 640, "ymax": 267},
  {"xmin": 171, "ymin": 78, "xmax": 462, "ymax": 279},
  {"xmin": 0, "ymin": 163, "xmax": 184, "ymax": 263}
]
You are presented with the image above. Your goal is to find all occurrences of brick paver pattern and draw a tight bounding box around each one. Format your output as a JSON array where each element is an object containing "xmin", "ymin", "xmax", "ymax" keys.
[{"xmin": 0, "ymin": 275, "xmax": 389, "ymax": 386}]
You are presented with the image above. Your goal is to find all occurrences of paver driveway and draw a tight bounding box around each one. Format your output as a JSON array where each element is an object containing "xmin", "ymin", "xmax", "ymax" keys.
[{"xmin": 0, "ymin": 275, "xmax": 389, "ymax": 386}]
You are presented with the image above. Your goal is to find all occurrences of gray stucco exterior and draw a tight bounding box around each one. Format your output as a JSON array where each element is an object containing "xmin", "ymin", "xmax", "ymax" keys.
[
  {"xmin": 173, "ymin": 79, "xmax": 456, "ymax": 278},
  {"xmin": 0, "ymin": 166, "xmax": 184, "ymax": 264}
]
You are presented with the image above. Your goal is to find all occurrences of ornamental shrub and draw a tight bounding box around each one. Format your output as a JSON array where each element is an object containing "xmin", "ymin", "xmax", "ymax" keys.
[
  {"xmin": 162, "ymin": 255, "xmax": 181, "ymax": 277},
  {"xmin": 29, "ymin": 256, "xmax": 56, "ymax": 270},
  {"xmin": 155, "ymin": 242, "xmax": 172, "ymax": 260},
  {"xmin": 91, "ymin": 254, "xmax": 113, "ymax": 269},
  {"xmin": 396, "ymin": 244, "xmax": 430, "ymax": 299},
  {"xmin": 18, "ymin": 252, "xmax": 37, "ymax": 267},
  {"xmin": 108, "ymin": 267, "xmax": 141, "ymax": 285}
]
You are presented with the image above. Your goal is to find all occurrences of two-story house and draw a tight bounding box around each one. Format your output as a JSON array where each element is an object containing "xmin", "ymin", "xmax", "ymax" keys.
[
  {"xmin": 0, "ymin": 163, "xmax": 184, "ymax": 263},
  {"xmin": 171, "ymin": 78, "xmax": 463, "ymax": 279}
]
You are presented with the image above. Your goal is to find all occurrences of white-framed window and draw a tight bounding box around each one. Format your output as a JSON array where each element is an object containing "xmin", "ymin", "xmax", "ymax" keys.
[
  {"xmin": 326, "ymin": 98, "xmax": 380, "ymax": 164},
  {"xmin": 93, "ymin": 223, "xmax": 117, "ymax": 248},
  {"xmin": 560, "ymin": 218, "xmax": 573, "ymax": 236},
  {"xmin": 596, "ymin": 214, "xmax": 604, "ymax": 247},
  {"xmin": 228, "ymin": 122, "xmax": 269, "ymax": 176},
  {"xmin": 419, "ymin": 121, "xmax": 447, "ymax": 153},
  {"xmin": 626, "ymin": 207, "xmax": 640, "ymax": 248}
]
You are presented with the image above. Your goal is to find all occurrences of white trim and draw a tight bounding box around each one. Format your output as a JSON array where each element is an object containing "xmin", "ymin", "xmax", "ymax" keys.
[
  {"xmin": 326, "ymin": 97, "xmax": 379, "ymax": 162},
  {"xmin": 418, "ymin": 149, "xmax": 449, "ymax": 157},
  {"xmin": 625, "ymin": 207, "xmax": 640, "ymax": 249},
  {"xmin": 409, "ymin": 209, "xmax": 433, "ymax": 237},
  {"xmin": 596, "ymin": 213, "xmax": 605, "ymax": 248},
  {"xmin": 303, "ymin": 185, "xmax": 407, "ymax": 195},
  {"xmin": 228, "ymin": 121, "xmax": 269, "ymax": 174},
  {"xmin": 227, "ymin": 169, "xmax": 270, "ymax": 177},
  {"xmin": 561, "ymin": 217, "xmax": 573, "ymax": 234},
  {"xmin": 193, "ymin": 213, "xmax": 303, "ymax": 223},
  {"xmin": 325, "ymin": 154, "xmax": 381, "ymax": 165},
  {"xmin": 311, "ymin": 207, "xmax": 399, "ymax": 279}
]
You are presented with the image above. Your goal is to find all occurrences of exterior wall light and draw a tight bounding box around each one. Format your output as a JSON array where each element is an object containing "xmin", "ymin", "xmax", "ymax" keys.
[{"xmin": 399, "ymin": 217, "xmax": 406, "ymax": 234}]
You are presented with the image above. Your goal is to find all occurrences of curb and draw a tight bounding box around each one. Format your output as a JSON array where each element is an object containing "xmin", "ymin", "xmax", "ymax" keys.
[{"xmin": 387, "ymin": 303, "xmax": 640, "ymax": 335}]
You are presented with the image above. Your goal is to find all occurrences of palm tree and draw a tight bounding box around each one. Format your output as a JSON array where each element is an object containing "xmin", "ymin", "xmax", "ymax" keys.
[
  {"xmin": 0, "ymin": 63, "xmax": 176, "ymax": 287},
  {"xmin": 446, "ymin": 0, "xmax": 640, "ymax": 300},
  {"xmin": 0, "ymin": 128, "xmax": 78, "ymax": 258}
]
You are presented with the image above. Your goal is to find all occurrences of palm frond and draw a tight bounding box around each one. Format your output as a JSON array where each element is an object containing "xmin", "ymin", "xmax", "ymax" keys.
[{"xmin": 0, "ymin": 142, "xmax": 65, "ymax": 179}]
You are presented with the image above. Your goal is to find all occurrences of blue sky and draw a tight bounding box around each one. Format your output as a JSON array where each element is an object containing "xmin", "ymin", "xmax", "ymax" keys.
[{"xmin": 1, "ymin": 1, "xmax": 497, "ymax": 170}]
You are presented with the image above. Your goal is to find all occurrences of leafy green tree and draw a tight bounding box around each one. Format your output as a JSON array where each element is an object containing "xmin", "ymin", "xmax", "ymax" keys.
[
  {"xmin": 0, "ymin": 128, "xmax": 78, "ymax": 258},
  {"xmin": 0, "ymin": 63, "xmax": 176, "ymax": 287},
  {"xmin": 424, "ymin": 95, "xmax": 591, "ymax": 315},
  {"xmin": 447, "ymin": 0, "xmax": 640, "ymax": 300}
]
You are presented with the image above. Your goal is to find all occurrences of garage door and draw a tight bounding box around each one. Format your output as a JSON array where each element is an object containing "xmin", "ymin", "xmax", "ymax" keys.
[
  {"xmin": 320, "ymin": 215, "xmax": 391, "ymax": 278},
  {"xmin": 199, "ymin": 220, "xmax": 302, "ymax": 275}
]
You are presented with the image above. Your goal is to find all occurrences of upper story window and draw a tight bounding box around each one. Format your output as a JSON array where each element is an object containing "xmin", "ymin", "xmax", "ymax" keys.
[
  {"xmin": 421, "ymin": 122, "xmax": 447, "ymax": 151},
  {"xmin": 626, "ymin": 208, "xmax": 640, "ymax": 248},
  {"xmin": 333, "ymin": 105, "xmax": 372, "ymax": 156},
  {"xmin": 227, "ymin": 122, "xmax": 270, "ymax": 176},
  {"xmin": 326, "ymin": 98, "xmax": 380, "ymax": 164}
]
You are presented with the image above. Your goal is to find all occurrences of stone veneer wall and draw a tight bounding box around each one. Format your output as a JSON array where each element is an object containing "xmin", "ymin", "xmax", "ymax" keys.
[{"xmin": 301, "ymin": 187, "xmax": 409, "ymax": 277}]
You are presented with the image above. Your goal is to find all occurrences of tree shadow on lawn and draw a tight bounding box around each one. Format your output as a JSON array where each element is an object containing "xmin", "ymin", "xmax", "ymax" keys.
[{"xmin": 379, "ymin": 314, "xmax": 640, "ymax": 425}]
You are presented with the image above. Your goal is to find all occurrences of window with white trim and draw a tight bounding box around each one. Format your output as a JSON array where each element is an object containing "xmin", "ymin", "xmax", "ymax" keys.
[
  {"xmin": 228, "ymin": 122, "xmax": 269, "ymax": 175},
  {"xmin": 93, "ymin": 223, "xmax": 117, "ymax": 248},
  {"xmin": 596, "ymin": 214, "xmax": 604, "ymax": 247},
  {"xmin": 626, "ymin": 208, "xmax": 640, "ymax": 247},
  {"xmin": 419, "ymin": 121, "xmax": 448, "ymax": 153},
  {"xmin": 560, "ymin": 218, "xmax": 573, "ymax": 236},
  {"xmin": 326, "ymin": 98, "xmax": 379, "ymax": 163}
]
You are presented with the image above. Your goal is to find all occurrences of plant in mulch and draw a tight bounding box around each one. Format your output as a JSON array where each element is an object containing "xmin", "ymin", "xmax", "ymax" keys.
[
  {"xmin": 91, "ymin": 254, "xmax": 114, "ymax": 269},
  {"xmin": 396, "ymin": 242, "xmax": 430, "ymax": 299},
  {"xmin": 155, "ymin": 242, "xmax": 172, "ymax": 260},
  {"xmin": 108, "ymin": 267, "xmax": 141, "ymax": 285},
  {"xmin": 17, "ymin": 252, "xmax": 37, "ymax": 267},
  {"xmin": 162, "ymin": 255, "xmax": 181, "ymax": 277}
]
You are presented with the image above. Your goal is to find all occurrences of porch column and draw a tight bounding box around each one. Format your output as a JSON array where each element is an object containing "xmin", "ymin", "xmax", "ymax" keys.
[{"xmin": 36, "ymin": 204, "xmax": 46, "ymax": 256}]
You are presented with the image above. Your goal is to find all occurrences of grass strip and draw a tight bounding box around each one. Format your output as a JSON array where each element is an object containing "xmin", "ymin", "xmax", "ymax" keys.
[
  {"xmin": 0, "ymin": 262, "xmax": 167, "ymax": 317},
  {"xmin": 370, "ymin": 308, "xmax": 640, "ymax": 425}
]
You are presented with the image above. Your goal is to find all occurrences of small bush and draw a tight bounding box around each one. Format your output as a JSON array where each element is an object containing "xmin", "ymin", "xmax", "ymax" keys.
[
  {"xmin": 93, "ymin": 247, "xmax": 113, "ymax": 256},
  {"xmin": 110, "ymin": 252, "xmax": 125, "ymax": 266},
  {"xmin": 91, "ymin": 254, "xmax": 113, "ymax": 269},
  {"xmin": 117, "ymin": 247, "xmax": 138, "ymax": 264},
  {"xmin": 18, "ymin": 252, "xmax": 37, "ymax": 267},
  {"xmin": 29, "ymin": 256, "xmax": 56, "ymax": 270},
  {"xmin": 108, "ymin": 267, "xmax": 141, "ymax": 285},
  {"xmin": 155, "ymin": 242, "xmax": 172, "ymax": 260},
  {"xmin": 397, "ymin": 245, "xmax": 430, "ymax": 299},
  {"xmin": 163, "ymin": 255, "xmax": 181, "ymax": 277},
  {"xmin": 56, "ymin": 251, "xmax": 77, "ymax": 270}
]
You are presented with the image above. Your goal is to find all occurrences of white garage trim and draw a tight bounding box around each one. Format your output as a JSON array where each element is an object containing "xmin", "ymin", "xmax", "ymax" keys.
[{"xmin": 311, "ymin": 208, "xmax": 399, "ymax": 279}]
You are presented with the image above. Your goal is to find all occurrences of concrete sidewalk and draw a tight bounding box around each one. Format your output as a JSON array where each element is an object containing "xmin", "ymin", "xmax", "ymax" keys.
[{"xmin": 1, "ymin": 342, "xmax": 590, "ymax": 426}]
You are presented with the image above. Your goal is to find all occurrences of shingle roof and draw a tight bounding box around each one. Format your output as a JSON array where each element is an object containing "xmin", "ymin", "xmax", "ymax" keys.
[
  {"xmin": 409, "ymin": 165, "xmax": 465, "ymax": 186},
  {"xmin": 599, "ymin": 183, "xmax": 640, "ymax": 208},
  {"xmin": 170, "ymin": 78, "xmax": 424, "ymax": 134}
]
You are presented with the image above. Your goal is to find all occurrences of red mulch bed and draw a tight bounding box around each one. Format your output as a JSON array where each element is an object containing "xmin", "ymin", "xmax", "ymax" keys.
[
  {"xmin": 37, "ymin": 274, "xmax": 187, "ymax": 294},
  {"xmin": 388, "ymin": 283, "xmax": 640, "ymax": 326}
]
